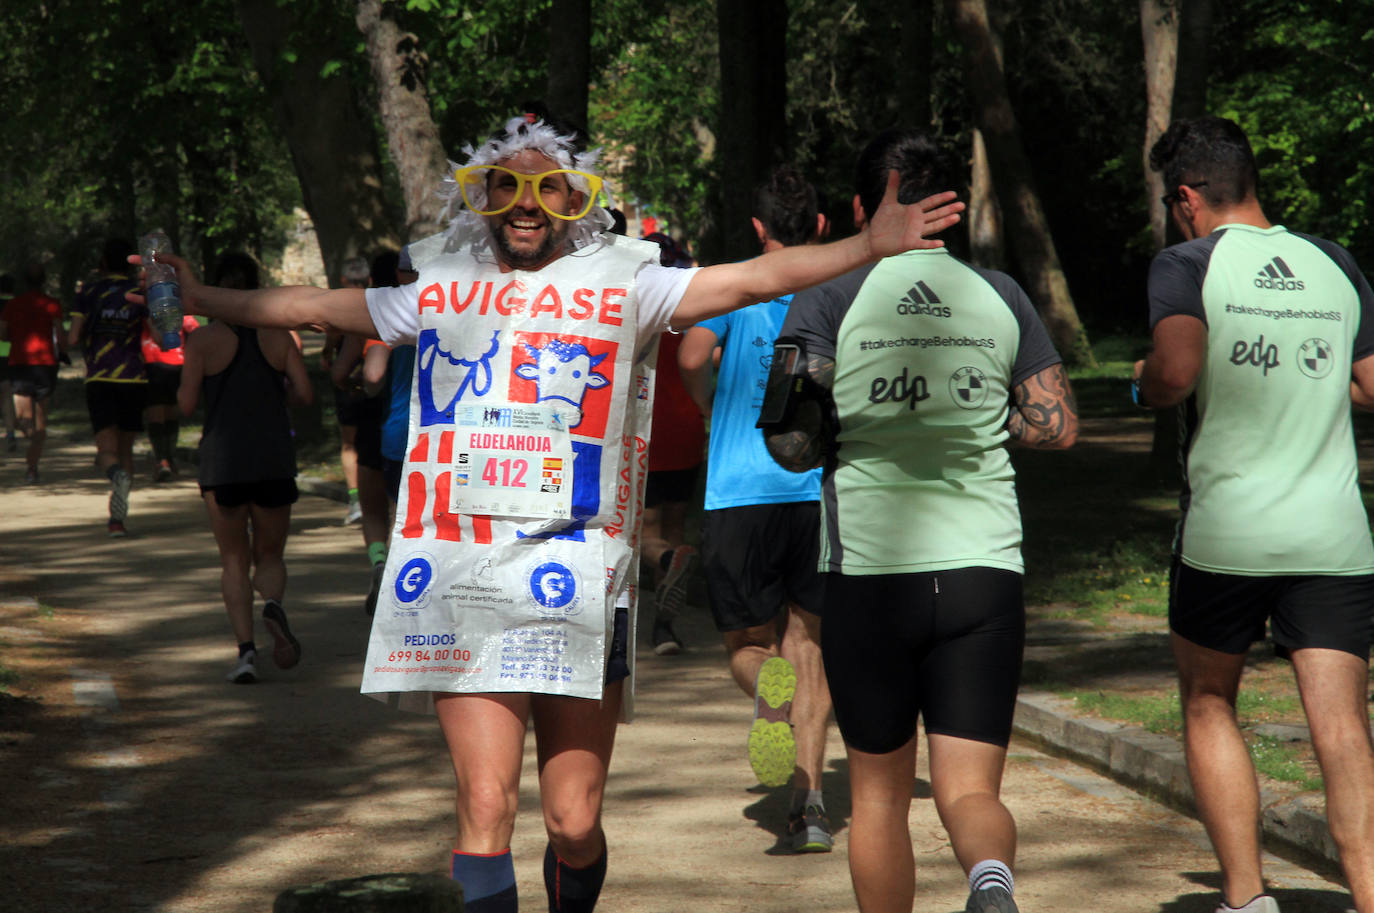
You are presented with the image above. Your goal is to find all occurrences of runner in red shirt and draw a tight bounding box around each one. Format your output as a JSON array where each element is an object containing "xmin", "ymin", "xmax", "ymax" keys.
[{"xmin": 0, "ymin": 262, "xmax": 64, "ymax": 483}]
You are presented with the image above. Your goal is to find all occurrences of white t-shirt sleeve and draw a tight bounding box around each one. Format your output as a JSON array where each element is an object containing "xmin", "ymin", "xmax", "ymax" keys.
[
  {"xmin": 634, "ymin": 264, "xmax": 699, "ymax": 353},
  {"xmin": 366, "ymin": 284, "xmax": 420, "ymax": 346}
]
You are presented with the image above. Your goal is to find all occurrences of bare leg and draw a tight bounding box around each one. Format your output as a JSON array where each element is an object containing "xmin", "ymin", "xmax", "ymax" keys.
[
  {"xmin": 1172, "ymin": 632, "xmax": 1263, "ymax": 907},
  {"xmin": 93, "ymin": 425, "xmax": 121, "ymax": 475},
  {"xmin": 202, "ymin": 493, "xmax": 254, "ymax": 645},
  {"xmin": 247, "ymin": 502, "xmax": 291, "ymax": 603},
  {"xmin": 845, "ymin": 736, "xmax": 917, "ymax": 913},
  {"xmin": 436, "ymin": 692, "xmax": 531, "ymax": 853},
  {"xmin": 927, "ymin": 733, "xmax": 1015, "ymax": 872},
  {"xmin": 1292, "ymin": 647, "xmax": 1374, "ymax": 912},
  {"xmin": 532, "ymin": 683, "xmax": 623, "ymax": 866},
  {"xmin": 723, "ymin": 621, "xmax": 781, "ymax": 699},
  {"xmin": 357, "ymin": 463, "xmax": 390, "ymax": 553},
  {"xmin": 339, "ymin": 422, "xmax": 358, "ymax": 494},
  {"xmin": 780, "ymin": 605, "xmax": 829, "ymax": 793}
]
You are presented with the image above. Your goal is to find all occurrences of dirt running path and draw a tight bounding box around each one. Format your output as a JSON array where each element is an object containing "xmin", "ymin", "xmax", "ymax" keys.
[{"xmin": 0, "ymin": 434, "xmax": 1351, "ymax": 912}]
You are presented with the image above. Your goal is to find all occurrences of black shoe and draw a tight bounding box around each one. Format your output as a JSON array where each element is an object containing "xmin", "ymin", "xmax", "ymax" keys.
[
  {"xmin": 364, "ymin": 563, "xmax": 385, "ymax": 616},
  {"xmin": 262, "ymin": 601, "xmax": 302, "ymax": 669},
  {"xmin": 652, "ymin": 614, "xmax": 682, "ymax": 655}
]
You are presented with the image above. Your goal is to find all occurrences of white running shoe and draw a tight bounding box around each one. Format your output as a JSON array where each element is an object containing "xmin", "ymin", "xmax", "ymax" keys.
[
  {"xmin": 1216, "ymin": 896, "xmax": 1280, "ymax": 913},
  {"xmin": 226, "ymin": 650, "xmax": 257, "ymax": 684}
]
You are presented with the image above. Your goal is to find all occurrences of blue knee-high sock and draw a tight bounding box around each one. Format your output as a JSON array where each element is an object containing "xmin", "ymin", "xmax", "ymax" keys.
[
  {"xmin": 452, "ymin": 849, "xmax": 518, "ymax": 913},
  {"xmin": 543, "ymin": 842, "xmax": 607, "ymax": 913}
]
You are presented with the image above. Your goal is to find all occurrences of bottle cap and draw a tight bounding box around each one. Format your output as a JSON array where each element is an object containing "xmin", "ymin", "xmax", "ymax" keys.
[{"xmin": 160, "ymin": 331, "xmax": 182, "ymax": 351}]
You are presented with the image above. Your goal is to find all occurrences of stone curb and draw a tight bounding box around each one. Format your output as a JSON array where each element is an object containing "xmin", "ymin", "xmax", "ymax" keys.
[{"xmin": 1014, "ymin": 690, "xmax": 1339, "ymax": 870}]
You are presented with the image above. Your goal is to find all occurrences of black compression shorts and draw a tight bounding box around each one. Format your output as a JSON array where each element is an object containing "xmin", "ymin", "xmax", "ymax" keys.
[
  {"xmin": 822, "ymin": 567, "xmax": 1025, "ymax": 754},
  {"xmin": 200, "ymin": 477, "xmax": 299, "ymax": 509},
  {"xmin": 701, "ymin": 502, "xmax": 823, "ymax": 630},
  {"xmin": 1170, "ymin": 561, "xmax": 1374, "ymax": 660},
  {"xmin": 143, "ymin": 363, "xmax": 182, "ymax": 407},
  {"xmin": 644, "ymin": 465, "xmax": 699, "ymax": 508},
  {"xmin": 86, "ymin": 381, "xmax": 146, "ymax": 433}
]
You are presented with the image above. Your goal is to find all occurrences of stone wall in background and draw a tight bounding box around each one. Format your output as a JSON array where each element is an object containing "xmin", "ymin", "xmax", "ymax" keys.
[{"xmin": 274, "ymin": 208, "xmax": 328, "ymax": 288}]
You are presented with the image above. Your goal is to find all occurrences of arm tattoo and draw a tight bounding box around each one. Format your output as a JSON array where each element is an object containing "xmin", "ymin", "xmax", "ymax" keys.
[
  {"xmin": 764, "ymin": 354, "xmax": 836, "ymax": 472},
  {"xmin": 1006, "ymin": 364, "xmax": 1078, "ymax": 449}
]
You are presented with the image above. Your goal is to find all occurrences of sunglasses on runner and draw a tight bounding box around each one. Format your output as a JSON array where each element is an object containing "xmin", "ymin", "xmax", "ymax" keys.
[{"xmin": 454, "ymin": 165, "xmax": 603, "ymax": 221}]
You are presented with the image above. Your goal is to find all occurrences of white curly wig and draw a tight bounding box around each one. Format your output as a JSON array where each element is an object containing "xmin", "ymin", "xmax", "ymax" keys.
[{"xmin": 436, "ymin": 115, "xmax": 616, "ymax": 259}]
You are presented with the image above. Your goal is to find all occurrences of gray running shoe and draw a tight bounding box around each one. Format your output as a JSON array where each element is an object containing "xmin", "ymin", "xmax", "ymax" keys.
[
  {"xmin": 966, "ymin": 886, "xmax": 1019, "ymax": 913},
  {"xmin": 109, "ymin": 467, "xmax": 132, "ymax": 522},
  {"xmin": 226, "ymin": 650, "xmax": 257, "ymax": 684},
  {"xmin": 344, "ymin": 500, "xmax": 363, "ymax": 526},
  {"xmin": 787, "ymin": 804, "xmax": 833, "ymax": 853},
  {"xmin": 653, "ymin": 545, "xmax": 696, "ymax": 621},
  {"xmin": 1216, "ymin": 896, "xmax": 1280, "ymax": 913}
]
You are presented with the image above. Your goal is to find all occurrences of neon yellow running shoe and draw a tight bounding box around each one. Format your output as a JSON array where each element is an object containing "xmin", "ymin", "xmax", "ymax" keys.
[{"xmin": 749, "ymin": 656, "xmax": 797, "ymax": 787}]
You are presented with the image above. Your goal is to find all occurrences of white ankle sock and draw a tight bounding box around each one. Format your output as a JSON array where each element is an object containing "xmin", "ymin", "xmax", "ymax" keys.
[{"xmin": 969, "ymin": 858, "xmax": 1014, "ymax": 895}]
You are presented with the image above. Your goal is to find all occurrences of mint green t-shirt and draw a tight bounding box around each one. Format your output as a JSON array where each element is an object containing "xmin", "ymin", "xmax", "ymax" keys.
[
  {"xmin": 781, "ymin": 249, "xmax": 1061, "ymax": 575},
  {"xmin": 1147, "ymin": 224, "xmax": 1374, "ymax": 575}
]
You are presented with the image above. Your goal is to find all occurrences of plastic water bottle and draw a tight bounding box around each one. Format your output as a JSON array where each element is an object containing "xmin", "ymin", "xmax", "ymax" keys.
[{"xmin": 140, "ymin": 229, "xmax": 184, "ymax": 351}]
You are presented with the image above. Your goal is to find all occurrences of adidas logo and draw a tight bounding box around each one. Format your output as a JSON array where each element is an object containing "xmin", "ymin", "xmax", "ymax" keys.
[
  {"xmin": 896, "ymin": 281, "xmax": 951, "ymax": 317},
  {"xmin": 1254, "ymin": 256, "xmax": 1305, "ymax": 291}
]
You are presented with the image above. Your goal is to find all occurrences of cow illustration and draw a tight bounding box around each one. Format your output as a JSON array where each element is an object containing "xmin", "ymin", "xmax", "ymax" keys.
[{"xmin": 513, "ymin": 338, "xmax": 610, "ymax": 429}]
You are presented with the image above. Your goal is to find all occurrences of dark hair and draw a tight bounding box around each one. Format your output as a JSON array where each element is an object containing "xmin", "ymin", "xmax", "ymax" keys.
[
  {"xmin": 753, "ymin": 166, "xmax": 819, "ymax": 247},
  {"xmin": 606, "ymin": 207, "xmax": 628, "ymax": 236},
  {"xmin": 371, "ymin": 250, "xmax": 400, "ymax": 288},
  {"xmin": 1149, "ymin": 116, "xmax": 1259, "ymax": 207},
  {"xmin": 0, "ymin": 274, "xmax": 14, "ymax": 295},
  {"xmin": 212, "ymin": 252, "xmax": 260, "ymax": 290},
  {"xmin": 23, "ymin": 262, "xmax": 45, "ymax": 289},
  {"xmin": 101, "ymin": 238, "xmax": 135, "ymax": 274},
  {"xmin": 855, "ymin": 129, "xmax": 957, "ymax": 223}
]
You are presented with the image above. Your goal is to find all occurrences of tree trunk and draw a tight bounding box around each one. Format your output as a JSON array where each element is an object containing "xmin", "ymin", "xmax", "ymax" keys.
[
  {"xmin": 710, "ymin": 0, "xmax": 788, "ymax": 264},
  {"xmin": 356, "ymin": 0, "xmax": 450, "ymax": 243},
  {"xmin": 1140, "ymin": 0, "xmax": 1177, "ymax": 252},
  {"xmin": 237, "ymin": 0, "xmax": 399, "ymax": 287},
  {"xmin": 1146, "ymin": 0, "xmax": 1210, "ymax": 484},
  {"xmin": 544, "ymin": 0, "xmax": 591, "ymax": 133},
  {"xmin": 947, "ymin": 0, "xmax": 1094, "ymax": 367},
  {"xmin": 893, "ymin": 0, "xmax": 933, "ymax": 129},
  {"xmin": 1171, "ymin": 0, "xmax": 1212, "ymax": 121},
  {"xmin": 969, "ymin": 129, "xmax": 1005, "ymax": 269}
]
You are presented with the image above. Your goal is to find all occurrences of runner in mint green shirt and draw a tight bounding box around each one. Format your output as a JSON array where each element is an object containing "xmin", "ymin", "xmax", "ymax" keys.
[
  {"xmin": 767, "ymin": 129, "xmax": 1078, "ymax": 913},
  {"xmin": 1135, "ymin": 115, "xmax": 1374, "ymax": 913}
]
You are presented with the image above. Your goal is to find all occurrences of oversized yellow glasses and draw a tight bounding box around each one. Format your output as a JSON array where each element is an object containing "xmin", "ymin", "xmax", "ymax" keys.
[{"xmin": 454, "ymin": 165, "xmax": 603, "ymax": 221}]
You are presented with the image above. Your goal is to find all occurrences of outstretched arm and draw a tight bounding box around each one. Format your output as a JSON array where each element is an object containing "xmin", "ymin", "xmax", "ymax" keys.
[
  {"xmin": 671, "ymin": 175, "xmax": 963, "ymax": 329},
  {"xmin": 128, "ymin": 253, "xmax": 377, "ymax": 338},
  {"xmin": 1006, "ymin": 363, "xmax": 1078, "ymax": 449}
]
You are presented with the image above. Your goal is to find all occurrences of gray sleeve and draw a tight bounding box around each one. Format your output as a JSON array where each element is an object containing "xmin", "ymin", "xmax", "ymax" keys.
[
  {"xmin": 1297, "ymin": 232, "xmax": 1374, "ymax": 361},
  {"xmin": 1147, "ymin": 237, "xmax": 1218, "ymax": 329},
  {"xmin": 967, "ymin": 266, "xmax": 1062, "ymax": 386},
  {"xmin": 779, "ymin": 265, "xmax": 872, "ymax": 359}
]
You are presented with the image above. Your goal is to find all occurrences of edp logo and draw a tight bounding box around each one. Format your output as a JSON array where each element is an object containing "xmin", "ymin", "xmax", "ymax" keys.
[{"xmin": 1230, "ymin": 335, "xmax": 1279, "ymax": 376}]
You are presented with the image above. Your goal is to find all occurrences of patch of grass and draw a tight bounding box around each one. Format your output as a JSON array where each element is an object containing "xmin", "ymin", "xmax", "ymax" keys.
[
  {"xmin": 1249, "ymin": 735, "xmax": 1323, "ymax": 791},
  {"xmin": 1066, "ymin": 690, "xmax": 1181, "ymax": 733},
  {"xmin": 1028, "ymin": 534, "xmax": 1172, "ymax": 625}
]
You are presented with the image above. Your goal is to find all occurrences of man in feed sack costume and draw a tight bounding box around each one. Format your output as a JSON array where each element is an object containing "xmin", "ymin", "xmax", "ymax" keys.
[{"xmin": 141, "ymin": 112, "xmax": 964, "ymax": 912}]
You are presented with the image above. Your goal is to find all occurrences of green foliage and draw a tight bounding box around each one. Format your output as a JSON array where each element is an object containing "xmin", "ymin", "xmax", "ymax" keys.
[
  {"xmin": 1212, "ymin": 0, "xmax": 1374, "ymax": 268},
  {"xmin": 0, "ymin": 0, "xmax": 299, "ymax": 290}
]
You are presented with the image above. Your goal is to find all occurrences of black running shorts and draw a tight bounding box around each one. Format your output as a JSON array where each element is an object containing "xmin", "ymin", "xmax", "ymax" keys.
[
  {"xmin": 644, "ymin": 465, "xmax": 699, "ymax": 508},
  {"xmin": 143, "ymin": 363, "xmax": 182, "ymax": 407},
  {"xmin": 604, "ymin": 605, "xmax": 630, "ymax": 686},
  {"xmin": 85, "ymin": 381, "xmax": 146, "ymax": 433},
  {"xmin": 201, "ymin": 477, "xmax": 300, "ymax": 509},
  {"xmin": 10, "ymin": 364, "xmax": 58, "ymax": 400},
  {"xmin": 701, "ymin": 501, "xmax": 823, "ymax": 630},
  {"xmin": 822, "ymin": 567, "xmax": 1025, "ymax": 754},
  {"xmin": 1170, "ymin": 561, "xmax": 1374, "ymax": 660}
]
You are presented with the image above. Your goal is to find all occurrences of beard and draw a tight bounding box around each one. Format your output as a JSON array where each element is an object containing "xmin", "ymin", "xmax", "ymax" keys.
[{"xmin": 490, "ymin": 212, "xmax": 572, "ymax": 270}]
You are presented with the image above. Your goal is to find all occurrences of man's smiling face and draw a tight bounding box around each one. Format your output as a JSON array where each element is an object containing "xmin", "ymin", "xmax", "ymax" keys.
[{"xmin": 485, "ymin": 149, "xmax": 586, "ymax": 271}]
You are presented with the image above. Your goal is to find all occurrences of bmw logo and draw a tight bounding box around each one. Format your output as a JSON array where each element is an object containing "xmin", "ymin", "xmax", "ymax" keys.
[
  {"xmin": 1297, "ymin": 338, "xmax": 1333, "ymax": 379},
  {"xmin": 949, "ymin": 366, "xmax": 988, "ymax": 409}
]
